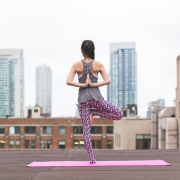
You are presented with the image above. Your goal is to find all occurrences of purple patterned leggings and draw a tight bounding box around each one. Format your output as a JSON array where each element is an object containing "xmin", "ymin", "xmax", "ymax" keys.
[{"xmin": 78, "ymin": 99, "xmax": 123, "ymax": 164}]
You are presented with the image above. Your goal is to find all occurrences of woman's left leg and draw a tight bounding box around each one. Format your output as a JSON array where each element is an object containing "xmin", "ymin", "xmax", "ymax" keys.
[
  {"xmin": 78, "ymin": 101, "xmax": 96, "ymax": 164},
  {"xmin": 90, "ymin": 99, "xmax": 123, "ymax": 120}
]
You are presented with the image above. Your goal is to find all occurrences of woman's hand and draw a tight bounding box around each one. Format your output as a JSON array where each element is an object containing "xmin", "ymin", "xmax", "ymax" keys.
[
  {"xmin": 87, "ymin": 74, "xmax": 93, "ymax": 87},
  {"xmin": 83, "ymin": 74, "xmax": 89, "ymax": 87}
]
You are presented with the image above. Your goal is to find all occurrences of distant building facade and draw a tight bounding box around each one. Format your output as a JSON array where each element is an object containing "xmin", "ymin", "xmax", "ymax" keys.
[
  {"xmin": 147, "ymin": 99, "xmax": 165, "ymax": 119},
  {"xmin": 150, "ymin": 55, "xmax": 180, "ymax": 150},
  {"xmin": 36, "ymin": 64, "xmax": 52, "ymax": 116},
  {"xmin": 108, "ymin": 42, "xmax": 137, "ymax": 109},
  {"xmin": 0, "ymin": 49, "xmax": 24, "ymax": 118},
  {"xmin": 114, "ymin": 117, "xmax": 151, "ymax": 150},
  {"xmin": 0, "ymin": 114, "xmax": 153, "ymax": 151},
  {"xmin": 0, "ymin": 117, "xmax": 114, "ymax": 150}
]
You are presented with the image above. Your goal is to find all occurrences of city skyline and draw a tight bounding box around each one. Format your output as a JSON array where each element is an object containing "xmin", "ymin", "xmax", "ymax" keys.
[
  {"xmin": 0, "ymin": 49, "xmax": 24, "ymax": 118},
  {"xmin": 0, "ymin": 0, "xmax": 179, "ymax": 117},
  {"xmin": 108, "ymin": 42, "xmax": 137, "ymax": 109}
]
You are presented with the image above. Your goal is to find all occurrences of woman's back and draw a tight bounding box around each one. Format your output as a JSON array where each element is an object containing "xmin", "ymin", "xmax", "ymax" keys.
[
  {"xmin": 77, "ymin": 60, "xmax": 104, "ymax": 104},
  {"xmin": 74, "ymin": 60, "xmax": 101, "ymax": 76}
]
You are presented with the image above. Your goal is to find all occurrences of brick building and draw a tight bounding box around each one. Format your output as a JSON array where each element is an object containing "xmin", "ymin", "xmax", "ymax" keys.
[{"xmin": 0, "ymin": 117, "xmax": 114, "ymax": 150}]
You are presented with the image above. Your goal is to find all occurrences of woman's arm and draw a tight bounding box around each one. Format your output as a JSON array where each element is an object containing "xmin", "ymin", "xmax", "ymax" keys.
[
  {"xmin": 89, "ymin": 63, "xmax": 111, "ymax": 87},
  {"xmin": 66, "ymin": 63, "xmax": 89, "ymax": 88}
]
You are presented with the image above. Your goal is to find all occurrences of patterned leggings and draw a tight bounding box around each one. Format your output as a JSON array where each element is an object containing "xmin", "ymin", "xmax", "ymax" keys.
[{"xmin": 78, "ymin": 99, "xmax": 123, "ymax": 164}]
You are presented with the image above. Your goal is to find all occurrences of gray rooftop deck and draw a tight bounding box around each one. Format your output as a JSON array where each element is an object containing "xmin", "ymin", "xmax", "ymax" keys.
[{"xmin": 0, "ymin": 149, "xmax": 180, "ymax": 180}]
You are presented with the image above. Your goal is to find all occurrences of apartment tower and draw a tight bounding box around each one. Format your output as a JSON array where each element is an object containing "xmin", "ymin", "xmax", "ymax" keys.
[{"xmin": 0, "ymin": 49, "xmax": 24, "ymax": 118}]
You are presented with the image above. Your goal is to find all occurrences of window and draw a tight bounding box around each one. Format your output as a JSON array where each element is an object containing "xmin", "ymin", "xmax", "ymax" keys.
[
  {"xmin": 31, "ymin": 140, "xmax": 36, "ymax": 149},
  {"xmin": 9, "ymin": 140, "xmax": 20, "ymax": 148},
  {"xmin": 107, "ymin": 140, "xmax": 113, "ymax": 149},
  {"xmin": 41, "ymin": 140, "xmax": 52, "ymax": 149},
  {"xmin": 9, "ymin": 140, "xmax": 14, "ymax": 148},
  {"xmin": 41, "ymin": 127, "xmax": 52, "ymax": 134},
  {"xmin": 106, "ymin": 126, "xmax": 113, "ymax": 134},
  {"xmin": 59, "ymin": 127, "xmax": 66, "ymax": 135},
  {"xmin": 73, "ymin": 126, "xmax": 83, "ymax": 134},
  {"xmin": 97, "ymin": 140, "xmax": 102, "ymax": 149},
  {"xmin": 73, "ymin": 140, "xmax": 84, "ymax": 149},
  {"xmin": 25, "ymin": 127, "xmax": 36, "ymax": 134},
  {"xmin": 25, "ymin": 140, "xmax": 30, "ymax": 148},
  {"xmin": 0, "ymin": 140, "xmax": 5, "ymax": 148},
  {"xmin": 74, "ymin": 140, "xmax": 79, "ymax": 149},
  {"xmin": 25, "ymin": 140, "xmax": 36, "ymax": 149},
  {"xmin": 9, "ymin": 127, "xmax": 20, "ymax": 134},
  {"xmin": 0, "ymin": 126, "xmax": 5, "ymax": 134},
  {"xmin": 92, "ymin": 140, "xmax": 102, "ymax": 149},
  {"xmin": 15, "ymin": 140, "xmax": 20, "ymax": 148},
  {"xmin": 136, "ymin": 134, "xmax": 151, "ymax": 149},
  {"xmin": 34, "ymin": 109, "xmax": 38, "ymax": 113},
  {"xmin": 59, "ymin": 141, "xmax": 66, "ymax": 149},
  {"xmin": 91, "ymin": 126, "xmax": 102, "ymax": 134}
]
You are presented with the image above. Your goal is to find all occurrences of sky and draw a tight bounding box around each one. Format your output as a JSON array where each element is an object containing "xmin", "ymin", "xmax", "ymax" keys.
[{"xmin": 0, "ymin": 0, "xmax": 180, "ymax": 117}]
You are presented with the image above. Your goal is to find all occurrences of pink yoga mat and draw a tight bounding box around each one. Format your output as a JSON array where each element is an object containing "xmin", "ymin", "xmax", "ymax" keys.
[{"xmin": 26, "ymin": 160, "xmax": 170, "ymax": 167}]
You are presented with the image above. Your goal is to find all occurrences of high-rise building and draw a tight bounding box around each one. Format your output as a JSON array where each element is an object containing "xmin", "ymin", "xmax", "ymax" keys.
[
  {"xmin": 147, "ymin": 99, "xmax": 165, "ymax": 119},
  {"xmin": 36, "ymin": 64, "xmax": 52, "ymax": 116},
  {"xmin": 108, "ymin": 42, "xmax": 137, "ymax": 109},
  {"xmin": 0, "ymin": 49, "xmax": 24, "ymax": 118}
]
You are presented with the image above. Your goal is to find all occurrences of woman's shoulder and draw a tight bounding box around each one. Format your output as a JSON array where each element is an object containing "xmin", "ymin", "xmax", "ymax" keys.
[
  {"xmin": 93, "ymin": 60, "xmax": 103, "ymax": 67},
  {"xmin": 73, "ymin": 60, "xmax": 83, "ymax": 67}
]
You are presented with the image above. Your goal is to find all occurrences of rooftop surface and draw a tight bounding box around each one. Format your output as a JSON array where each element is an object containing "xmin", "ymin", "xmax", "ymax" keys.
[{"xmin": 0, "ymin": 149, "xmax": 180, "ymax": 180}]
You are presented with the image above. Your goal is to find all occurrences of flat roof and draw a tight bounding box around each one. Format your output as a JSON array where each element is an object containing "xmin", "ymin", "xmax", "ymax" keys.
[
  {"xmin": 0, "ymin": 149, "xmax": 179, "ymax": 179},
  {"xmin": 110, "ymin": 42, "xmax": 136, "ymax": 53}
]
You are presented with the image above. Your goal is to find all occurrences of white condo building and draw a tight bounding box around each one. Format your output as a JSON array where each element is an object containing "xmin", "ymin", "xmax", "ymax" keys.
[
  {"xmin": 0, "ymin": 49, "xmax": 24, "ymax": 118},
  {"xmin": 36, "ymin": 64, "xmax": 52, "ymax": 116}
]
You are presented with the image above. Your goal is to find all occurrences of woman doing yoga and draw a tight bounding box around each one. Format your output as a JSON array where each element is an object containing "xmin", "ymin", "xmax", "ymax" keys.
[{"xmin": 66, "ymin": 40, "xmax": 123, "ymax": 164}]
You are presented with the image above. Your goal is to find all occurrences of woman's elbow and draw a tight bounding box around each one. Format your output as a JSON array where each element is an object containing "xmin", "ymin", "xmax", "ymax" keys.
[
  {"xmin": 66, "ymin": 80, "xmax": 70, "ymax": 85},
  {"xmin": 107, "ymin": 79, "xmax": 111, "ymax": 85}
]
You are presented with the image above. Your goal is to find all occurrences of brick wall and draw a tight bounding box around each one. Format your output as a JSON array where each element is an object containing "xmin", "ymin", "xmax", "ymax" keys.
[{"xmin": 0, "ymin": 117, "xmax": 114, "ymax": 151}]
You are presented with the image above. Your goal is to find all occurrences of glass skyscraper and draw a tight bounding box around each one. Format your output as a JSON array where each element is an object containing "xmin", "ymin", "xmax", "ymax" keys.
[
  {"xmin": 107, "ymin": 43, "xmax": 137, "ymax": 109},
  {"xmin": 0, "ymin": 49, "xmax": 24, "ymax": 118},
  {"xmin": 36, "ymin": 64, "xmax": 52, "ymax": 116}
]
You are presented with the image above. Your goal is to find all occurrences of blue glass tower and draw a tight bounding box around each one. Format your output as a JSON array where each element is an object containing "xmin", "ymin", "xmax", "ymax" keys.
[{"xmin": 108, "ymin": 43, "xmax": 137, "ymax": 109}]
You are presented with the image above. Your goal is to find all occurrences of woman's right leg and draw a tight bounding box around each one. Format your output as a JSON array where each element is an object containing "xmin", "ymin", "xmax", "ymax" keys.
[
  {"xmin": 78, "ymin": 101, "xmax": 96, "ymax": 164},
  {"xmin": 90, "ymin": 99, "xmax": 123, "ymax": 120}
]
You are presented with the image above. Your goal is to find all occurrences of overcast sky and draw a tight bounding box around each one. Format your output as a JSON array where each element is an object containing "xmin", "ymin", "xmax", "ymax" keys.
[{"xmin": 0, "ymin": 0, "xmax": 180, "ymax": 117}]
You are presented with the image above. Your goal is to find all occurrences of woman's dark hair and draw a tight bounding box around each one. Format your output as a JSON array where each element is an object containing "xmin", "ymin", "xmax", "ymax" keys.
[{"xmin": 81, "ymin": 40, "xmax": 95, "ymax": 60}]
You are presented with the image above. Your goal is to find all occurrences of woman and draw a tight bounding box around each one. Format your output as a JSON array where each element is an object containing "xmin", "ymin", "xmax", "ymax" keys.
[{"xmin": 66, "ymin": 40, "xmax": 123, "ymax": 164}]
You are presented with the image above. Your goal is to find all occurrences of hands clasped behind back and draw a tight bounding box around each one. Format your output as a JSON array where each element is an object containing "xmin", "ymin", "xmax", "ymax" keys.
[{"xmin": 84, "ymin": 74, "xmax": 92, "ymax": 87}]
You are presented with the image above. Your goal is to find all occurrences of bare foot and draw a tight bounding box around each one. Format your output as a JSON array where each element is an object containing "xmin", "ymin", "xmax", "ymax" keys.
[
  {"xmin": 90, "ymin": 113, "xmax": 93, "ymax": 125},
  {"xmin": 90, "ymin": 159, "xmax": 96, "ymax": 164}
]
